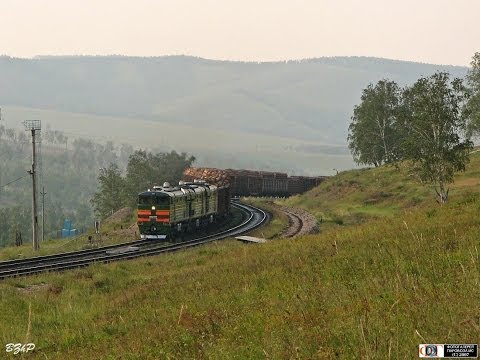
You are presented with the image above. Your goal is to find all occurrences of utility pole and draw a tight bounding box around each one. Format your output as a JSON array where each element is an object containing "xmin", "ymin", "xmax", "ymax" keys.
[
  {"xmin": 24, "ymin": 120, "xmax": 41, "ymax": 251},
  {"xmin": 40, "ymin": 186, "xmax": 47, "ymax": 242},
  {"xmin": 0, "ymin": 107, "xmax": 6, "ymax": 128}
]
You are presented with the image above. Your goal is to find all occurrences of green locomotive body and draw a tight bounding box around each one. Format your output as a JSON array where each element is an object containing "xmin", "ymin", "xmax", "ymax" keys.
[{"xmin": 137, "ymin": 181, "xmax": 223, "ymax": 240}]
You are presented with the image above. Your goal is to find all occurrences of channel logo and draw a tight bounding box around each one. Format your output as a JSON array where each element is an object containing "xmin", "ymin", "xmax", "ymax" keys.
[
  {"xmin": 419, "ymin": 344, "xmax": 444, "ymax": 357},
  {"xmin": 419, "ymin": 344, "xmax": 478, "ymax": 358}
]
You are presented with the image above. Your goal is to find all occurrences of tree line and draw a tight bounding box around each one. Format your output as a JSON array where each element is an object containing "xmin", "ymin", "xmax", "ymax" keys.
[
  {"xmin": 91, "ymin": 150, "xmax": 195, "ymax": 219},
  {"xmin": 0, "ymin": 123, "xmax": 194, "ymax": 246},
  {"xmin": 348, "ymin": 52, "xmax": 480, "ymax": 204},
  {"xmin": 0, "ymin": 126, "xmax": 135, "ymax": 247}
]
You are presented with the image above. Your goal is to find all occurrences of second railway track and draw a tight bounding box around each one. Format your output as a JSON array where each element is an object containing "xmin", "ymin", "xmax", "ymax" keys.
[
  {"xmin": 0, "ymin": 202, "xmax": 268, "ymax": 279},
  {"xmin": 267, "ymin": 203, "xmax": 318, "ymax": 238},
  {"xmin": 282, "ymin": 209, "xmax": 304, "ymax": 238}
]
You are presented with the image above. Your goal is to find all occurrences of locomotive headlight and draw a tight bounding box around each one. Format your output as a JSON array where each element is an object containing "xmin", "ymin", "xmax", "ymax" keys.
[{"xmin": 152, "ymin": 206, "xmax": 155, "ymax": 210}]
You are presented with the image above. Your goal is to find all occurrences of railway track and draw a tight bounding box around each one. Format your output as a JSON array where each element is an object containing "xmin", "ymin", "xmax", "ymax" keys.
[
  {"xmin": 281, "ymin": 209, "xmax": 304, "ymax": 238},
  {"xmin": 267, "ymin": 203, "xmax": 318, "ymax": 238},
  {"xmin": 0, "ymin": 202, "xmax": 268, "ymax": 279}
]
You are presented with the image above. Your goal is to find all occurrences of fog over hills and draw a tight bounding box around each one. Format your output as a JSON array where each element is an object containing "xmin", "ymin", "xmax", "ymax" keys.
[{"xmin": 0, "ymin": 55, "xmax": 469, "ymax": 174}]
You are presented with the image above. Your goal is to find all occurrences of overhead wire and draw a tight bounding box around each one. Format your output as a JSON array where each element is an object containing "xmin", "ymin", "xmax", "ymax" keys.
[{"xmin": 0, "ymin": 175, "xmax": 30, "ymax": 189}]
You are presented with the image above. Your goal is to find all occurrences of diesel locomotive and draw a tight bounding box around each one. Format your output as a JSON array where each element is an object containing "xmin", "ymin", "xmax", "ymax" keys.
[{"xmin": 137, "ymin": 180, "xmax": 230, "ymax": 240}]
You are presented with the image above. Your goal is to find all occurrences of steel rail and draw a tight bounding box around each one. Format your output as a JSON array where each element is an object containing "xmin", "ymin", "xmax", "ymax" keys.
[
  {"xmin": 0, "ymin": 202, "xmax": 255, "ymax": 270},
  {"xmin": 283, "ymin": 210, "xmax": 304, "ymax": 238},
  {"xmin": 0, "ymin": 239, "xmax": 154, "ymax": 270},
  {"xmin": 0, "ymin": 202, "xmax": 268, "ymax": 279}
]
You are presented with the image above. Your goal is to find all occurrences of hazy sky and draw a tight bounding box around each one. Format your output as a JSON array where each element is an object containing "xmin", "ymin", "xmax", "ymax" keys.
[{"xmin": 0, "ymin": 0, "xmax": 478, "ymax": 66}]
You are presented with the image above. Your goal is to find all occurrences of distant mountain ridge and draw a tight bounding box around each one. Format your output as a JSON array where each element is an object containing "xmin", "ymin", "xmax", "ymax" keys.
[{"xmin": 0, "ymin": 55, "xmax": 469, "ymax": 145}]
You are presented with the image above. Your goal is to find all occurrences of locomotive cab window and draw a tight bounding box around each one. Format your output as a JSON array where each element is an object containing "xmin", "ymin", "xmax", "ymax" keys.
[
  {"xmin": 138, "ymin": 195, "xmax": 153, "ymax": 205},
  {"xmin": 155, "ymin": 196, "xmax": 169, "ymax": 207},
  {"xmin": 138, "ymin": 194, "xmax": 169, "ymax": 207}
]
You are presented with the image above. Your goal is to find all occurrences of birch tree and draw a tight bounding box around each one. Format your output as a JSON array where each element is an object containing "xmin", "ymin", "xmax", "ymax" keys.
[
  {"xmin": 466, "ymin": 52, "xmax": 480, "ymax": 137},
  {"xmin": 348, "ymin": 80, "xmax": 402, "ymax": 166},
  {"xmin": 402, "ymin": 72, "xmax": 472, "ymax": 204}
]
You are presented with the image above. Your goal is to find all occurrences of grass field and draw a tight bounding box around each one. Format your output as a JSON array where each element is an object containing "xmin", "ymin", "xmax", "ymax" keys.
[
  {"xmin": 1, "ymin": 154, "xmax": 480, "ymax": 359},
  {"xmin": 282, "ymin": 151, "xmax": 480, "ymax": 231}
]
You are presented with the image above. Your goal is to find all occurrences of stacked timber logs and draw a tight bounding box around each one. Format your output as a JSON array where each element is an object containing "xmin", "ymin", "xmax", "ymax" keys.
[
  {"xmin": 183, "ymin": 167, "xmax": 232, "ymax": 187},
  {"xmin": 182, "ymin": 167, "xmax": 328, "ymax": 196}
]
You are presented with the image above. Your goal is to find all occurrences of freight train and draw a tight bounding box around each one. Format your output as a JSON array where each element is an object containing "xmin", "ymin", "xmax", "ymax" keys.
[
  {"xmin": 183, "ymin": 168, "xmax": 327, "ymax": 197},
  {"xmin": 137, "ymin": 180, "xmax": 230, "ymax": 240}
]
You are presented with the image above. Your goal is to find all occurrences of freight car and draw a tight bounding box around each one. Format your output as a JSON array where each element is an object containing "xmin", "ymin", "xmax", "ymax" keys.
[
  {"xmin": 183, "ymin": 167, "xmax": 327, "ymax": 197},
  {"xmin": 137, "ymin": 180, "xmax": 230, "ymax": 240},
  {"xmin": 287, "ymin": 176, "xmax": 326, "ymax": 195}
]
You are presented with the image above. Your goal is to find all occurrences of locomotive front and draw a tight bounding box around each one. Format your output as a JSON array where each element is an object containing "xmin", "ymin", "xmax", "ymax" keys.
[
  {"xmin": 137, "ymin": 189, "xmax": 172, "ymax": 239},
  {"xmin": 137, "ymin": 181, "xmax": 223, "ymax": 240}
]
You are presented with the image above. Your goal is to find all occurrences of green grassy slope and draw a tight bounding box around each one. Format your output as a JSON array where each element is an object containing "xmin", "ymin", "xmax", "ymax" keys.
[
  {"xmin": 1, "ymin": 203, "xmax": 479, "ymax": 359},
  {"xmin": 284, "ymin": 151, "xmax": 480, "ymax": 229},
  {"xmin": 1, "ymin": 155, "xmax": 479, "ymax": 358}
]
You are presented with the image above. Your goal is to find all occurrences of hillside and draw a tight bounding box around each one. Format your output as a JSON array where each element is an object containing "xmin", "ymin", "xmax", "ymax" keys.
[
  {"xmin": 2, "ymin": 105, "xmax": 353, "ymax": 175},
  {"xmin": 283, "ymin": 151, "xmax": 480, "ymax": 229},
  {"xmin": 1, "ymin": 153, "xmax": 479, "ymax": 358},
  {"xmin": 0, "ymin": 56, "xmax": 469, "ymax": 174}
]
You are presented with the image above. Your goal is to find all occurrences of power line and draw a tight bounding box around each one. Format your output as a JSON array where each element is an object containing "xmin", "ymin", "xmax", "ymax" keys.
[{"xmin": 0, "ymin": 175, "xmax": 29, "ymax": 189}]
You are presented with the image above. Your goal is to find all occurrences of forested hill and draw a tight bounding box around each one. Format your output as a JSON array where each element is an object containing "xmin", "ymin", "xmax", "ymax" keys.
[{"xmin": 0, "ymin": 55, "xmax": 468, "ymax": 145}]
